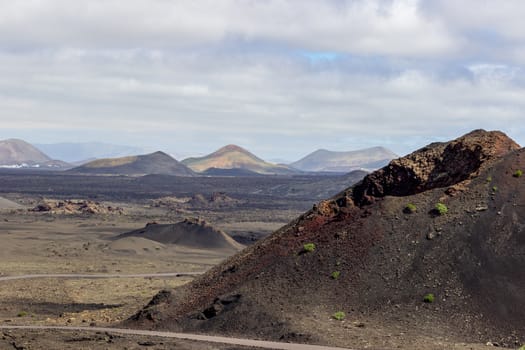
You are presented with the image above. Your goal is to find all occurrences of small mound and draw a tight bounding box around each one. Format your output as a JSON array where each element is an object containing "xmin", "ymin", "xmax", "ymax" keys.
[
  {"xmin": 107, "ymin": 236, "xmax": 166, "ymax": 255},
  {"xmin": 116, "ymin": 218, "xmax": 244, "ymax": 252},
  {"xmin": 0, "ymin": 196, "xmax": 22, "ymax": 209}
]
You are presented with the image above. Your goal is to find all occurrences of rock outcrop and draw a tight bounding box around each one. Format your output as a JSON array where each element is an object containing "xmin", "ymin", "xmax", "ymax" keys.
[{"xmin": 31, "ymin": 200, "xmax": 123, "ymax": 215}]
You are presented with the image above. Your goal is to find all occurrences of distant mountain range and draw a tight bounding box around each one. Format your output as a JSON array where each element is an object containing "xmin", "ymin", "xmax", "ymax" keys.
[
  {"xmin": 68, "ymin": 151, "xmax": 195, "ymax": 176},
  {"xmin": 0, "ymin": 139, "xmax": 70, "ymax": 169},
  {"xmin": 291, "ymin": 147, "xmax": 397, "ymax": 172},
  {"xmin": 0, "ymin": 138, "xmax": 397, "ymax": 176},
  {"xmin": 34, "ymin": 142, "xmax": 147, "ymax": 163},
  {"xmin": 182, "ymin": 144, "xmax": 297, "ymax": 175}
]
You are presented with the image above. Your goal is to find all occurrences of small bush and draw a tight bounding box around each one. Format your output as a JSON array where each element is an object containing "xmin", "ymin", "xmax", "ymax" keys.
[
  {"xmin": 331, "ymin": 271, "xmax": 341, "ymax": 279},
  {"xmin": 518, "ymin": 345, "xmax": 525, "ymax": 350},
  {"xmin": 435, "ymin": 203, "xmax": 448, "ymax": 216},
  {"xmin": 332, "ymin": 311, "xmax": 346, "ymax": 320},
  {"xmin": 404, "ymin": 203, "xmax": 417, "ymax": 214},
  {"xmin": 303, "ymin": 243, "xmax": 316, "ymax": 253},
  {"xmin": 17, "ymin": 311, "xmax": 28, "ymax": 317},
  {"xmin": 514, "ymin": 169, "xmax": 523, "ymax": 178},
  {"xmin": 423, "ymin": 293, "xmax": 435, "ymax": 303},
  {"xmin": 486, "ymin": 175, "xmax": 492, "ymax": 183},
  {"xmin": 492, "ymin": 186, "xmax": 498, "ymax": 192}
]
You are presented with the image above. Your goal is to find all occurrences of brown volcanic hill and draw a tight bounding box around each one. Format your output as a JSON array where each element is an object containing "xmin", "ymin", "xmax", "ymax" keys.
[
  {"xmin": 115, "ymin": 218, "xmax": 244, "ymax": 252},
  {"xmin": 0, "ymin": 138, "xmax": 51, "ymax": 164},
  {"xmin": 182, "ymin": 145, "xmax": 297, "ymax": 175},
  {"xmin": 69, "ymin": 151, "xmax": 195, "ymax": 176},
  {"xmin": 0, "ymin": 138, "xmax": 70, "ymax": 169},
  {"xmin": 126, "ymin": 130, "xmax": 525, "ymax": 349}
]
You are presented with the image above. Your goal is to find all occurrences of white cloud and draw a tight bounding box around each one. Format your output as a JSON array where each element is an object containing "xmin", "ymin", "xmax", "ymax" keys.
[
  {"xmin": 0, "ymin": 0, "xmax": 524, "ymax": 159},
  {"xmin": 0, "ymin": 0, "xmax": 458, "ymax": 57}
]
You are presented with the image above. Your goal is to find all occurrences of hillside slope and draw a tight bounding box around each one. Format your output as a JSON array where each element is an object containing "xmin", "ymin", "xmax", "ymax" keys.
[
  {"xmin": 69, "ymin": 151, "xmax": 195, "ymax": 176},
  {"xmin": 0, "ymin": 139, "xmax": 70, "ymax": 169},
  {"xmin": 127, "ymin": 130, "xmax": 525, "ymax": 349},
  {"xmin": 182, "ymin": 145, "xmax": 296, "ymax": 175},
  {"xmin": 291, "ymin": 146, "xmax": 397, "ymax": 172}
]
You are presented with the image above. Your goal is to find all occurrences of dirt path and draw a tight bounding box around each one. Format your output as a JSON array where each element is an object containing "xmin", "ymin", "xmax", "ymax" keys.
[
  {"xmin": 0, "ymin": 325, "xmax": 353, "ymax": 350},
  {"xmin": 0, "ymin": 272, "xmax": 203, "ymax": 281}
]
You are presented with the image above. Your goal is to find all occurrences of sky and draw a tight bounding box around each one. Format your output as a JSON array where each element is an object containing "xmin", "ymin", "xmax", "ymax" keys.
[{"xmin": 1, "ymin": 0, "xmax": 525, "ymax": 161}]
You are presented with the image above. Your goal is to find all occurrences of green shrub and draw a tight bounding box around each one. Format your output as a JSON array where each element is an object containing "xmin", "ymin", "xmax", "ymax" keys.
[
  {"xmin": 435, "ymin": 203, "xmax": 448, "ymax": 216},
  {"xmin": 423, "ymin": 293, "xmax": 435, "ymax": 303},
  {"xmin": 17, "ymin": 311, "xmax": 28, "ymax": 317},
  {"xmin": 331, "ymin": 271, "xmax": 341, "ymax": 279},
  {"xmin": 492, "ymin": 186, "xmax": 498, "ymax": 192},
  {"xmin": 486, "ymin": 175, "xmax": 492, "ymax": 183},
  {"xmin": 303, "ymin": 243, "xmax": 316, "ymax": 253},
  {"xmin": 332, "ymin": 311, "xmax": 345, "ymax": 320},
  {"xmin": 404, "ymin": 203, "xmax": 417, "ymax": 214},
  {"xmin": 514, "ymin": 169, "xmax": 523, "ymax": 178},
  {"xmin": 518, "ymin": 345, "xmax": 525, "ymax": 350}
]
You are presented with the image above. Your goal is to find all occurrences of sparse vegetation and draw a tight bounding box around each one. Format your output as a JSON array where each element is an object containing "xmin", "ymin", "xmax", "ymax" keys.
[
  {"xmin": 486, "ymin": 175, "xmax": 493, "ymax": 182},
  {"xmin": 423, "ymin": 293, "xmax": 435, "ymax": 303},
  {"xmin": 303, "ymin": 243, "xmax": 316, "ymax": 253},
  {"xmin": 492, "ymin": 186, "xmax": 498, "ymax": 192},
  {"xmin": 332, "ymin": 311, "xmax": 346, "ymax": 320},
  {"xmin": 404, "ymin": 203, "xmax": 417, "ymax": 214},
  {"xmin": 17, "ymin": 311, "xmax": 28, "ymax": 317},
  {"xmin": 514, "ymin": 169, "xmax": 523, "ymax": 178},
  {"xmin": 331, "ymin": 271, "xmax": 341, "ymax": 279},
  {"xmin": 518, "ymin": 345, "xmax": 525, "ymax": 350},
  {"xmin": 435, "ymin": 203, "xmax": 448, "ymax": 216}
]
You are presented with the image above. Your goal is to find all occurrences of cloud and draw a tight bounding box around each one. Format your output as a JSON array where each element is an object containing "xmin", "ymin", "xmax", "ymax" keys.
[
  {"xmin": 0, "ymin": 0, "xmax": 457, "ymax": 57},
  {"xmin": 0, "ymin": 0, "xmax": 524, "ymax": 159}
]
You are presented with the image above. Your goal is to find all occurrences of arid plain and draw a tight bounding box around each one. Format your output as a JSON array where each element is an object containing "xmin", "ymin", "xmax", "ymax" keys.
[{"xmin": 0, "ymin": 170, "xmax": 359, "ymax": 349}]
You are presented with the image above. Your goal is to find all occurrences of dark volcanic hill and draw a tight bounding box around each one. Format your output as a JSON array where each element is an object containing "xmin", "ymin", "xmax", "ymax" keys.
[
  {"xmin": 0, "ymin": 139, "xmax": 70, "ymax": 169},
  {"xmin": 115, "ymin": 218, "xmax": 244, "ymax": 252},
  {"xmin": 69, "ymin": 151, "xmax": 195, "ymax": 176},
  {"xmin": 182, "ymin": 145, "xmax": 297, "ymax": 175},
  {"xmin": 290, "ymin": 146, "xmax": 397, "ymax": 172},
  {"xmin": 127, "ymin": 130, "xmax": 525, "ymax": 349}
]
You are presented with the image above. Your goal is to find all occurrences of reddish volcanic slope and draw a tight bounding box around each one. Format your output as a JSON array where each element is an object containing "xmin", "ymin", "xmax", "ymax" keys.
[{"xmin": 127, "ymin": 130, "xmax": 524, "ymax": 348}]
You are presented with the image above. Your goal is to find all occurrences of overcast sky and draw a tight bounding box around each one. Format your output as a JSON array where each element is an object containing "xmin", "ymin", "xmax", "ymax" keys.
[{"xmin": 1, "ymin": 0, "xmax": 524, "ymax": 161}]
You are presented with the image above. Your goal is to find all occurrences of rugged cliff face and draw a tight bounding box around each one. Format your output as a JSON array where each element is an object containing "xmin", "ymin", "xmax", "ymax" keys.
[{"xmin": 126, "ymin": 130, "xmax": 525, "ymax": 349}]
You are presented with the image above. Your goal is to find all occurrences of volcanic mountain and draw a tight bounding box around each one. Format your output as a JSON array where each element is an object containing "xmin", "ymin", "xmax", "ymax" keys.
[
  {"xmin": 290, "ymin": 146, "xmax": 397, "ymax": 172},
  {"xmin": 69, "ymin": 151, "xmax": 195, "ymax": 176},
  {"xmin": 115, "ymin": 218, "xmax": 244, "ymax": 253},
  {"xmin": 128, "ymin": 130, "xmax": 525, "ymax": 349},
  {"xmin": 0, "ymin": 139, "xmax": 70, "ymax": 169},
  {"xmin": 182, "ymin": 145, "xmax": 296, "ymax": 175}
]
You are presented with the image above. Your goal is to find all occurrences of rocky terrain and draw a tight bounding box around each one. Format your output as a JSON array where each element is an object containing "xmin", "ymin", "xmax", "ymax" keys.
[
  {"xmin": 31, "ymin": 199, "xmax": 124, "ymax": 215},
  {"xmin": 291, "ymin": 146, "xmax": 397, "ymax": 172},
  {"xmin": 69, "ymin": 151, "xmax": 195, "ymax": 176},
  {"xmin": 128, "ymin": 130, "xmax": 525, "ymax": 349},
  {"xmin": 182, "ymin": 145, "xmax": 296, "ymax": 175}
]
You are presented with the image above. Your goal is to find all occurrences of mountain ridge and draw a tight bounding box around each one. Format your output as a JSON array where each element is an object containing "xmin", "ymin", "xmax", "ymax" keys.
[
  {"xmin": 290, "ymin": 146, "xmax": 397, "ymax": 172},
  {"xmin": 69, "ymin": 151, "xmax": 195, "ymax": 176},
  {"xmin": 182, "ymin": 144, "xmax": 297, "ymax": 175}
]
